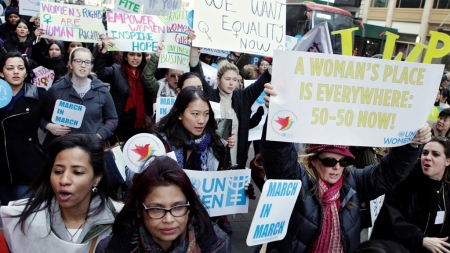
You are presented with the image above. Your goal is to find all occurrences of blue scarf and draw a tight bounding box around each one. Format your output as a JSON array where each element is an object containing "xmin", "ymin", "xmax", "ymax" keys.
[
  {"xmin": 172, "ymin": 133, "xmax": 211, "ymax": 171},
  {"xmin": 4, "ymin": 86, "xmax": 24, "ymax": 116}
]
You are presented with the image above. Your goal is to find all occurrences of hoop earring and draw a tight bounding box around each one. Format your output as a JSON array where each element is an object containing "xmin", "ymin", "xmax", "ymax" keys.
[{"xmin": 92, "ymin": 187, "xmax": 98, "ymax": 193}]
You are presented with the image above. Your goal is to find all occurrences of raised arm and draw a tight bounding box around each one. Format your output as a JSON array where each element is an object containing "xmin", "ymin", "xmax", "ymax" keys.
[{"xmin": 93, "ymin": 35, "xmax": 115, "ymax": 84}]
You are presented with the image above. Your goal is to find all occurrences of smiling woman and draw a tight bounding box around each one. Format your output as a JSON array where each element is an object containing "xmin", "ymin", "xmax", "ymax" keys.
[{"xmin": 0, "ymin": 134, "xmax": 123, "ymax": 253}]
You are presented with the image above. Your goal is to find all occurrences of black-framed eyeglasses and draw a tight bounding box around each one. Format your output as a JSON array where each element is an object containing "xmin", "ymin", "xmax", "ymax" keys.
[
  {"xmin": 316, "ymin": 156, "xmax": 353, "ymax": 167},
  {"xmin": 141, "ymin": 202, "xmax": 190, "ymax": 219},
  {"xmin": 72, "ymin": 59, "xmax": 92, "ymax": 66}
]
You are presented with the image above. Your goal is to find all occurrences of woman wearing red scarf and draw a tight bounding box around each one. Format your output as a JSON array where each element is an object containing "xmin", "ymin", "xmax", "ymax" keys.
[
  {"xmin": 259, "ymin": 84, "xmax": 432, "ymax": 253},
  {"xmin": 94, "ymin": 35, "xmax": 150, "ymax": 143}
]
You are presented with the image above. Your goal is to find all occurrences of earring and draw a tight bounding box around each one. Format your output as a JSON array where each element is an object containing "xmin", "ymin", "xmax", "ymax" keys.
[
  {"xmin": 178, "ymin": 117, "xmax": 181, "ymax": 120},
  {"xmin": 92, "ymin": 186, "xmax": 98, "ymax": 193}
]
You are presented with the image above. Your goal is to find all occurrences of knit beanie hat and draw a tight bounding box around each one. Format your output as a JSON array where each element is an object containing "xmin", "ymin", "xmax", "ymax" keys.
[{"xmin": 5, "ymin": 7, "xmax": 19, "ymax": 20}]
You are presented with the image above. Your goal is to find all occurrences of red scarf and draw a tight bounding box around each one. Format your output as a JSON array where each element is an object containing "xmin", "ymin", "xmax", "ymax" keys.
[
  {"xmin": 124, "ymin": 65, "xmax": 146, "ymax": 129},
  {"xmin": 311, "ymin": 176, "xmax": 344, "ymax": 253}
]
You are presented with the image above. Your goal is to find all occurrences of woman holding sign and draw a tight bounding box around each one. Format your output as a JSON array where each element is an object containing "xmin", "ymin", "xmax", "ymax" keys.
[
  {"xmin": 0, "ymin": 134, "xmax": 122, "ymax": 252},
  {"xmin": 260, "ymin": 84, "xmax": 431, "ymax": 253},
  {"xmin": 0, "ymin": 51, "xmax": 46, "ymax": 205},
  {"xmin": 95, "ymin": 156, "xmax": 230, "ymax": 253},
  {"xmin": 41, "ymin": 47, "xmax": 118, "ymax": 147},
  {"xmin": 94, "ymin": 35, "xmax": 151, "ymax": 143},
  {"xmin": 371, "ymin": 137, "xmax": 450, "ymax": 253}
]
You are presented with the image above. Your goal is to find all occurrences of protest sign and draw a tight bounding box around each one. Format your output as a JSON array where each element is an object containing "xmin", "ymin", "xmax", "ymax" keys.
[
  {"xmin": 246, "ymin": 179, "xmax": 301, "ymax": 246},
  {"xmin": 51, "ymin": 99, "xmax": 86, "ymax": 128},
  {"xmin": 292, "ymin": 22, "xmax": 333, "ymax": 53},
  {"xmin": 200, "ymin": 48, "xmax": 229, "ymax": 57},
  {"xmin": 20, "ymin": 0, "xmax": 54, "ymax": 16},
  {"xmin": 0, "ymin": 80, "xmax": 12, "ymax": 109},
  {"xmin": 144, "ymin": 0, "xmax": 182, "ymax": 16},
  {"xmin": 285, "ymin": 35, "xmax": 297, "ymax": 51},
  {"xmin": 193, "ymin": 0, "xmax": 286, "ymax": 56},
  {"xmin": 106, "ymin": 12, "xmax": 166, "ymax": 52},
  {"xmin": 158, "ymin": 10, "xmax": 191, "ymax": 72},
  {"xmin": 183, "ymin": 169, "xmax": 251, "ymax": 217},
  {"xmin": 244, "ymin": 80, "xmax": 267, "ymax": 141},
  {"xmin": 201, "ymin": 62, "xmax": 218, "ymax": 88},
  {"xmin": 122, "ymin": 133, "xmax": 166, "ymax": 173},
  {"xmin": 33, "ymin": 66, "xmax": 55, "ymax": 90},
  {"xmin": 115, "ymin": 0, "xmax": 143, "ymax": 13},
  {"xmin": 155, "ymin": 96, "xmax": 176, "ymax": 122},
  {"xmin": 267, "ymin": 51, "xmax": 444, "ymax": 147},
  {"xmin": 40, "ymin": 2, "xmax": 104, "ymax": 43}
]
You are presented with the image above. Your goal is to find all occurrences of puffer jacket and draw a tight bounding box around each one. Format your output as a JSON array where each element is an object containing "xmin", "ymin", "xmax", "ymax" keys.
[
  {"xmin": 40, "ymin": 74, "xmax": 118, "ymax": 147},
  {"xmin": 260, "ymin": 125, "xmax": 421, "ymax": 253}
]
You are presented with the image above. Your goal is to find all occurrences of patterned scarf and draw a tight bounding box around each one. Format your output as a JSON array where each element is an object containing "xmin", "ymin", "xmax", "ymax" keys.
[
  {"xmin": 124, "ymin": 65, "xmax": 146, "ymax": 129},
  {"xmin": 172, "ymin": 133, "xmax": 211, "ymax": 171},
  {"xmin": 311, "ymin": 176, "xmax": 344, "ymax": 253},
  {"xmin": 132, "ymin": 224, "xmax": 201, "ymax": 253}
]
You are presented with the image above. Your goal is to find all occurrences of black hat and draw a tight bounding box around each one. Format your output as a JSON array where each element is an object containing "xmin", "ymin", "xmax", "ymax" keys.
[
  {"xmin": 4, "ymin": 7, "xmax": 19, "ymax": 20},
  {"xmin": 442, "ymin": 74, "xmax": 449, "ymax": 84}
]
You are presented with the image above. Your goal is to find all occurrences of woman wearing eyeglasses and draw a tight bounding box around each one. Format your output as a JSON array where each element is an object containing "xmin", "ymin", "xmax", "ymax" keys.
[
  {"xmin": 41, "ymin": 47, "xmax": 118, "ymax": 147},
  {"xmin": 371, "ymin": 137, "xmax": 450, "ymax": 253},
  {"xmin": 259, "ymin": 84, "xmax": 432, "ymax": 253},
  {"xmin": 95, "ymin": 156, "xmax": 231, "ymax": 253}
]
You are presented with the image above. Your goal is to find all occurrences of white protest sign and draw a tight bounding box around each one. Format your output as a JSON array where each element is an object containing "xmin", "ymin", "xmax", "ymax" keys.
[
  {"xmin": 285, "ymin": 35, "xmax": 297, "ymax": 51},
  {"xmin": 267, "ymin": 51, "xmax": 444, "ymax": 147},
  {"xmin": 51, "ymin": 99, "xmax": 86, "ymax": 128},
  {"xmin": 244, "ymin": 80, "xmax": 267, "ymax": 141},
  {"xmin": 183, "ymin": 169, "xmax": 251, "ymax": 217},
  {"xmin": 201, "ymin": 62, "xmax": 218, "ymax": 88},
  {"xmin": 33, "ymin": 66, "xmax": 55, "ymax": 90},
  {"xmin": 155, "ymin": 96, "xmax": 176, "ymax": 123},
  {"xmin": 246, "ymin": 180, "xmax": 301, "ymax": 246},
  {"xmin": 158, "ymin": 10, "xmax": 191, "ymax": 72},
  {"xmin": 20, "ymin": 0, "xmax": 54, "ymax": 16},
  {"xmin": 144, "ymin": 0, "xmax": 182, "ymax": 16},
  {"xmin": 115, "ymin": 0, "xmax": 143, "ymax": 13},
  {"xmin": 106, "ymin": 12, "xmax": 166, "ymax": 52},
  {"xmin": 367, "ymin": 194, "xmax": 385, "ymax": 238},
  {"xmin": 123, "ymin": 133, "xmax": 167, "ymax": 173},
  {"xmin": 40, "ymin": 2, "xmax": 104, "ymax": 43},
  {"xmin": 193, "ymin": 0, "xmax": 286, "ymax": 56},
  {"xmin": 200, "ymin": 48, "xmax": 229, "ymax": 57}
]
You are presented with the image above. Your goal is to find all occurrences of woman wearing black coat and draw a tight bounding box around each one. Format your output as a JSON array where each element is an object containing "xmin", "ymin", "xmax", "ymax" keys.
[
  {"xmin": 0, "ymin": 52, "xmax": 46, "ymax": 205},
  {"xmin": 3, "ymin": 20, "xmax": 35, "ymax": 61}
]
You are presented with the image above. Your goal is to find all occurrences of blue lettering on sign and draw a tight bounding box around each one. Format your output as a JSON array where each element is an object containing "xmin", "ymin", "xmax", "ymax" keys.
[
  {"xmin": 55, "ymin": 116, "xmax": 78, "ymax": 126},
  {"xmin": 253, "ymin": 221, "xmax": 285, "ymax": 239},
  {"xmin": 160, "ymin": 97, "xmax": 176, "ymax": 105},
  {"xmin": 383, "ymin": 137, "xmax": 413, "ymax": 145},
  {"xmin": 58, "ymin": 100, "xmax": 83, "ymax": 111},
  {"xmin": 200, "ymin": 176, "xmax": 249, "ymax": 209},
  {"xmin": 266, "ymin": 181, "xmax": 298, "ymax": 197}
]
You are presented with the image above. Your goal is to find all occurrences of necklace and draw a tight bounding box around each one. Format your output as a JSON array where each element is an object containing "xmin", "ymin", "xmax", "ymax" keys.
[{"xmin": 65, "ymin": 219, "xmax": 87, "ymax": 243}]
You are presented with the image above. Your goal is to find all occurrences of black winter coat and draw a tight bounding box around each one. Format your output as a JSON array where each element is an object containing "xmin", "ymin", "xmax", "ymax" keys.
[
  {"xmin": 31, "ymin": 41, "xmax": 67, "ymax": 81},
  {"xmin": 0, "ymin": 83, "xmax": 46, "ymax": 185},
  {"xmin": 371, "ymin": 164, "xmax": 450, "ymax": 253},
  {"xmin": 4, "ymin": 35, "xmax": 34, "ymax": 59},
  {"xmin": 260, "ymin": 126, "xmax": 421, "ymax": 253},
  {"xmin": 195, "ymin": 63, "xmax": 271, "ymax": 169}
]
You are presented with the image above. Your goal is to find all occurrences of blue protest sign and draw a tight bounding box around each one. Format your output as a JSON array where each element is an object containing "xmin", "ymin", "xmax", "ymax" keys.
[{"xmin": 0, "ymin": 79, "xmax": 12, "ymax": 109}]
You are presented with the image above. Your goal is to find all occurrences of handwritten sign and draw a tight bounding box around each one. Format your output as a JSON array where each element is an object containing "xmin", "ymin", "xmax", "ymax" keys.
[
  {"xmin": 200, "ymin": 48, "xmax": 229, "ymax": 57},
  {"xmin": 106, "ymin": 12, "xmax": 166, "ymax": 52},
  {"xmin": 246, "ymin": 180, "xmax": 301, "ymax": 246},
  {"xmin": 33, "ymin": 66, "xmax": 55, "ymax": 90},
  {"xmin": 183, "ymin": 169, "xmax": 251, "ymax": 217},
  {"xmin": 144, "ymin": 0, "xmax": 182, "ymax": 16},
  {"xmin": 40, "ymin": 2, "xmax": 104, "ymax": 43},
  {"xmin": 155, "ymin": 96, "xmax": 175, "ymax": 123},
  {"xmin": 0, "ymin": 79, "xmax": 12, "ymax": 109},
  {"xmin": 267, "ymin": 51, "xmax": 444, "ymax": 147},
  {"xmin": 20, "ymin": 0, "xmax": 55, "ymax": 16},
  {"xmin": 51, "ymin": 99, "xmax": 86, "ymax": 128},
  {"xmin": 158, "ymin": 10, "xmax": 191, "ymax": 72},
  {"xmin": 193, "ymin": 0, "xmax": 286, "ymax": 56},
  {"xmin": 115, "ymin": 0, "xmax": 143, "ymax": 13}
]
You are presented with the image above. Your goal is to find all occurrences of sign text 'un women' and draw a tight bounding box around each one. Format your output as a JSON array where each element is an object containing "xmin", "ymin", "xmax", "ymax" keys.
[
  {"xmin": 247, "ymin": 180, "xmax": 301, "ymax": 246},
  {"xmin": 267, "ymin": 51, "xmax": 444, "ymax": 147},
  {"xmin": 51, "ymin": 99, "xmax": 86, "ymax": 128},
  {"xmin": 40, "ymin": 2, "xmax": 104, "ymax": 43},
  {"xmin": 183, "ymin": 169, "xmax": 251, "ymax": 217},
  {"xmin": 106, "ymin": 12, "xmax": 166, "ymax": 52},
  {"xmin": 193, "ymin": 0, "xmax": 286, "ymax": 56}
]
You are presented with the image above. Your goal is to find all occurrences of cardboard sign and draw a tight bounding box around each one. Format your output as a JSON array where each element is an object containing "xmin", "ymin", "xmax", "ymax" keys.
[
  {"xmin": 51, "ymin": 99, "xmax": 86, "ymax": 128},
  {"xmin": 0, "ymin": 79, "xmax": 12, "ymax": 109},
  {"xmin": 40, "ymin": 2, "xmax": 104, "ymax": 43},
  {"xmin": 33, "ymin": 66, "xmax": 55, "ymax": 90},
  {"xmin": 106, "ymin": 12, "xmax": 166, "ymax": 52},
  {"xmin": 244, "ymin": 80, "xmax": 267, "ymax": 141},
  {"xmin": 20, "ymin": 0, "xmax": 54, "ymax": 16},
  {"xmin": 246, "ymin": 179, "xmax": 302, "ymax": 246},
  {"xmin": 144, "ymin": 0, "xmax": 182, "ymax": 16},
  {"xmin": 154, "ymin": 96, "xmax": 176, "ymax": 123},
  {"xmin": 285, "ymin": 35, "xmax": 298, "ymax": 51},
  {"xmin": 123, "ymin": 133, "xmax": 166, "ymax": 173},
  {"xmin": 158, "ymin": 10, "xmax": 191, "ymax": 72},
  {"xmin": 115, "ymin": 0, "xmax": 143, "ymax": 13},
  {"xmin": 193, "ymin": 0, "xmax": 286, "ymax": 56},
  {"xmin": 183, "ymin": 169, "xmax": 251, "ymax": 217},
  {"xmin": 267, "ymin": 51, "xmax": 444, "ymax": 147},
  {"xmin": 200, "ymin": 48, "xmax": 229, "ymax": 57}
]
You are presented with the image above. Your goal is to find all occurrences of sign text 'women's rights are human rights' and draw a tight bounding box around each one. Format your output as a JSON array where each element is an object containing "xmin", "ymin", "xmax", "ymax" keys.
[{"xmin": 267, "ymin": 51, "xmax": 444, "ymax": 147}]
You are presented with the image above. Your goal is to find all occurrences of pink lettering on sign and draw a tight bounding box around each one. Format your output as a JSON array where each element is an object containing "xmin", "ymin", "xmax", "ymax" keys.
[{"xmin": 41, "ymin": 3, "xmax": 81, "ymax": 17}]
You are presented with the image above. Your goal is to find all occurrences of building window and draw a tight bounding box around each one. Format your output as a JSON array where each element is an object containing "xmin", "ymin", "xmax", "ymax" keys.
[
  {"xmin": 396, "ymin": 0, "xmax": 425, "ymax": 7},
  {"xmin": 433, "ymin": 0, "xmax": 450, "ymax": 8},
  {"xmin": 371, "ymin": 0, "xmax": 389, "ymax": 7}
]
